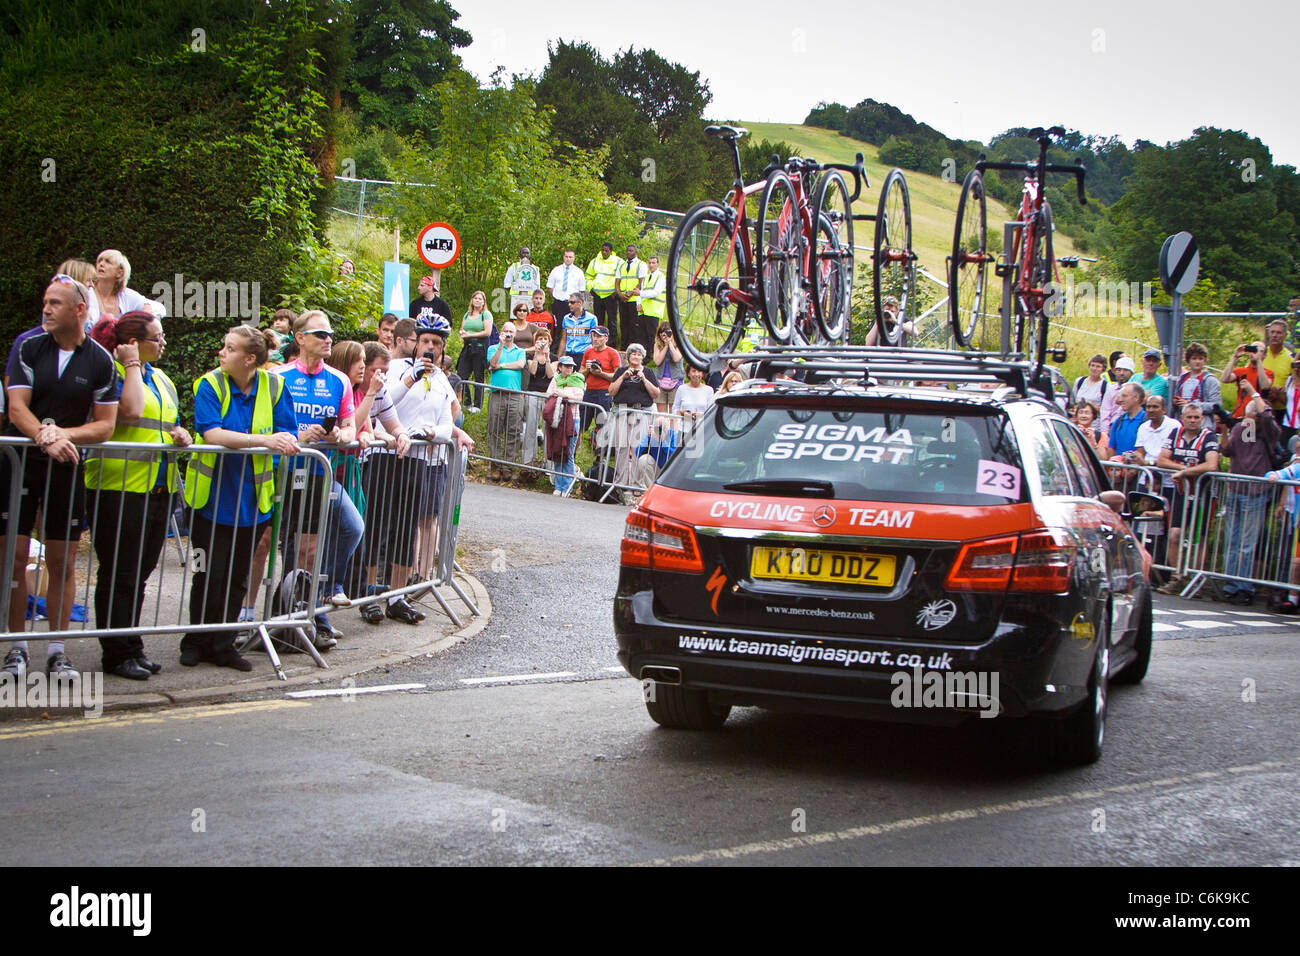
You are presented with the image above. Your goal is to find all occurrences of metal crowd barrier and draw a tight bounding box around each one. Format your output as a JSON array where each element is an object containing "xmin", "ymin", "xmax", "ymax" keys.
[
  {"xmin": 467, "ymin": 381, "xmax": 707, "ymax": 503},
  {"xmin": 1174, "ymin": 471, "xmax": 1299, "ymax": 599},
  {"xmin": 1102, "ymin": 461, "xmax": 1176, "ymax": 572},
  {"xmin": 0, "ymin": 435, "xmax": 475, "ymax": 681}
]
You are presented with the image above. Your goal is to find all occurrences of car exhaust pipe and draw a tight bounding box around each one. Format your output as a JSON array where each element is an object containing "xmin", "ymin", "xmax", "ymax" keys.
[{"xmin": 640, "ymin": 665, "xmax": 682, "ymax": 685}]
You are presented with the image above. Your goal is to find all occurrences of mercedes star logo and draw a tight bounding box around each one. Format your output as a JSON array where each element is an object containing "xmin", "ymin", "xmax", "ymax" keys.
[{"xmin": 813, "ymin": 505, "xmax": 836, "ymax": 528}]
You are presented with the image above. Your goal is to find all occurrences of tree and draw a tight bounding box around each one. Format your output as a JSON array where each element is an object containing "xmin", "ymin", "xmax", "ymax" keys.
[
  {"xmin": 804, "ymin": 101, "xmax": 848, "ymax": 132},
  {"xmin": 1101, "ymin": 128, "xmax": 1299, "ymax": 310},
  {"xmin": 342, "ymin": 0, "xmax": 471, "ymax": 135},
  {"xmin": 382, "ymin": 70, "xmax": 642, "ymax": 309}
]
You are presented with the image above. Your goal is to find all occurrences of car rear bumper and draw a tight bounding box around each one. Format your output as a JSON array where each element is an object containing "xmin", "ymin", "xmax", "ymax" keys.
[{"xmin": 615, "ymin": 589, "xmax": 1100, "ymax": 722}]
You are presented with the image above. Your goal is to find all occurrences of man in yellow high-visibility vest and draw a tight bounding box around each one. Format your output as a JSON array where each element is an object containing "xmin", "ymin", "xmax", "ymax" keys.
[
  {"xmin": 586, "ymin": 242, "xmax": 623, "ymax": 348},
  {"xmin": 632, "ymin": 253, "xmax": 666, "ymax": 355},
  {"xmin": 615, "ymin": 243, "xmax": 648, "ymax": 351}
]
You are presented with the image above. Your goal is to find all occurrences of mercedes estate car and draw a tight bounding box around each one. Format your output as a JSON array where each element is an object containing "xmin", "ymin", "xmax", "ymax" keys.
[{"xmin": 615, "ymin": 352, "xmax": 1154, "ymax": 764}]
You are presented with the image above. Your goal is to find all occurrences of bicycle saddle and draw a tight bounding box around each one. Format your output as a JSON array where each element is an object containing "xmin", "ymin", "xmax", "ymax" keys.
[{"xmin": 705, "ymin": 124, "xmax": 748, "ymax": 141}]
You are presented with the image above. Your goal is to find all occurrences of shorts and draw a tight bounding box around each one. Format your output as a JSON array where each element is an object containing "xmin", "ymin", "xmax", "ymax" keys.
[
  {"xmin": 419, "ymin": 463, "xmax": 447, "ymax": 518},
  {"xmin": 1170, "ymin": 491, "xmax": 1210, "ymax": 536},
  {"xmin": 0, "ymin": 452, "xmax": 86, "ymax": 540},
  {"xmin": 283, "ymin": 468, "xmax": 335, "ymax": 536}
]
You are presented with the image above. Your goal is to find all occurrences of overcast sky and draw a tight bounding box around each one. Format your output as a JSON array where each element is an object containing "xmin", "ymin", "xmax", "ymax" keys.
[{"xmin": 456, "ymin": 0, "xmax": 1298, "ymax": 167}]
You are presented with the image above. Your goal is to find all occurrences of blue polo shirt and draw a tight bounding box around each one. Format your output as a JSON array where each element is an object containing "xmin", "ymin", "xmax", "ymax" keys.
[
  {"xmin": 193, "ymin": 371, "xmax": 297, "ymax": 526},
  {"xmin": 486, "ymin": 343, "xmax": 526, "ymax": 392},
  {"xmin": 1108, "ymin": 408, "xmax": 1147, "ymax": 455}
]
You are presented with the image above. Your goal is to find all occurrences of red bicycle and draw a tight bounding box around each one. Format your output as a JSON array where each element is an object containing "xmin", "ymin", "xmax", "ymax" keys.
[
  {"xmin": 666, "ymin": 125, "xmax": 866, "ymax": 368},
  {"xmin": 949, "ymin": 126, "xmax": 1086, "ymax": 372}
]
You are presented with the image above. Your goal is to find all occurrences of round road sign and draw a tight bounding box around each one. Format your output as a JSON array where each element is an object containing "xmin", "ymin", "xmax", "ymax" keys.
[
  {"xmin": 417, "ymin": 222, "xmax": 461, "ymax": 270},
  {"xmin": 1159, "ymin": 231, "xmax": 1199, "ymax": 296}
]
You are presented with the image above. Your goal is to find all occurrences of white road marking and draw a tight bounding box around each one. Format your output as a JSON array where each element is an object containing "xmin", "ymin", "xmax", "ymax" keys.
[
  {"xmin": 1224, "ymin": 611, "xmax": 1272, "ymax": 617},
  {"xmin": 1178, "ymin": 620, "xmax": 1235, "ymax": 629},
  {"xmin": 459, "ymin": 671, "xmax": 577, "ymax": 686},
  {"xmin": 1152, "ymin": 622, "xmax": 1181, "ymax": 632},
  {"xmin": 632, "ymin": 760, "xmax": 1293, "ymax": 866},
  {"xmin": 287, "ymin": 683, "xmax": 425, "ymax": 699},
  {"xmin": 1236, "ymin": 621, "xmax": 1286, "ymax": 628},
  {"xmin": 1152, "ymin": 609, "xmax": 1174, "ymax": 615},
  {"xmin": 604, "ymin": 666, "xmax": 627, "ymax": 673}
]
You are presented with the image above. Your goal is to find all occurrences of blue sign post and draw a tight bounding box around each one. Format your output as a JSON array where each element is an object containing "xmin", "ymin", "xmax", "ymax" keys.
[{"xmin": 383, "ymin": 261, "xmax": 410, "ymax": 318}]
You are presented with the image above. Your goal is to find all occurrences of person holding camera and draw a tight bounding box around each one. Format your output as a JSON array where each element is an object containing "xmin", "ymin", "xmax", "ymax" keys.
[
  {"xmin": 579, "ymin": 325, "xmax": 621, "ymax": 435},
  {"xmin": 651, "ymin": 321, "xmax": 683, "ymax": 413},
  {"xmin": 522, "ymin": 329, "xmax": 556, "ymax": 468},
  {"xmin": 1222, "ymin": 340, "xmax": 1273, "ymax": 419},
  {"xmin": 608, "ymin": 343, "xmax": 660, "ymax": 496},
  {"xmin": 485, "ymin": 321, "xmax": 527, "ymax": 481}
]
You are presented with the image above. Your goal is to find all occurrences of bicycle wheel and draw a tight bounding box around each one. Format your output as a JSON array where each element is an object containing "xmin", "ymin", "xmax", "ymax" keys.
[
  {"xmin": 755, "ymin": 170, "xmax": 800, "ymax": 344},
  {"xmin": 810, "ymin": 170, "xmax": 853, "ymax": 341},
  {"xmin": 666, "ymin": 200, "xmax": 749, "ymax": 369},
  {"xmin": 949, "ymin": 170, "xmax": 988, "ymax": 349},
  {"xmin": 872, "ymin": 169, "xmax": 913, "ymax": 346},
  {"xmin": 1016, "ymin": 202, "xmax": 1055, "ymax": 365}
]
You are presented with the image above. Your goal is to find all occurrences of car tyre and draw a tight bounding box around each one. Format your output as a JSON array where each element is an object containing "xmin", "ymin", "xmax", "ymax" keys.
[
  {"xmin": 645, "ymin": 681, "xmax": 731, "ymax": 730},
  {"xmin": 1114, "ymin": 590, "xmax": 1152, "ymax": 685},
  {"xmin": 1047, "ymin": 641, "xmax": 1108, "ymax": 766}
]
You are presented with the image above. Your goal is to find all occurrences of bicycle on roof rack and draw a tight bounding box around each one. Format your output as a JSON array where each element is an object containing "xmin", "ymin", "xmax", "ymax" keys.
[
  {"xmin": 948, "ymin": 126, "xmax": 1087, "ymax": 379},
  {"xmin": 666, "ymin": 125, "xmax": 915, "ymax": 368}
]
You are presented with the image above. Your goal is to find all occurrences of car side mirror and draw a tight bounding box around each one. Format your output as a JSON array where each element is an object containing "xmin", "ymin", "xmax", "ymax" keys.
[{"xmin": 1127, "ymin": 491, "xmax": 1165, "ymax": 517}]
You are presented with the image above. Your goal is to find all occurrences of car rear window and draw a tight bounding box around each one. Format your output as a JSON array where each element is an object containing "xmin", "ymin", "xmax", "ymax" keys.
[{"xmin": 660, "ymin": 402, "xmax": 1028, "ymax": 506}]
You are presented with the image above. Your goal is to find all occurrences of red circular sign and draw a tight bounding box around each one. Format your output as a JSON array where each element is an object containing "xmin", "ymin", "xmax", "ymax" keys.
[{"xmin": 416, "ymin": 221, "xmax": 461, "ymax": 269}]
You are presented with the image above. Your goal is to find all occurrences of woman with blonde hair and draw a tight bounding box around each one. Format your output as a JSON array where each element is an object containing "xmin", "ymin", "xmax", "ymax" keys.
[
  {"xmin": 457, "ymin": 289, "xmax": 493, "ymax": 412},
  {"xmin": 87, "ymin": 249, "xmax": 149, "ymax": 323}
]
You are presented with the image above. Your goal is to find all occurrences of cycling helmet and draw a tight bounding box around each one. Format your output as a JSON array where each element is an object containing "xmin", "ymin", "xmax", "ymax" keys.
[{"xmin": 415, "ymin": 316, "xmax": 452, "ymax": 336}]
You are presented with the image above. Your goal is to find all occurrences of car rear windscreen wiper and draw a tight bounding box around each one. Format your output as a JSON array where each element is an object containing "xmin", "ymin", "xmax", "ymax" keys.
[{"xmin": 722, "ymin": 479, "xmax": 836, "ymax": 497}]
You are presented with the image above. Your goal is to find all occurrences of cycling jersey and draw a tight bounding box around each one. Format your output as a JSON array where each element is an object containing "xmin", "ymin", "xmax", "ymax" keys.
[{"xmin": 274, "ymin": 358, "xmax": 355, "ymax": 474}]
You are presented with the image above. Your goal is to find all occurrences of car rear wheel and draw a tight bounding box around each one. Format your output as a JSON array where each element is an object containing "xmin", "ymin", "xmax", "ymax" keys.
[
  {"xmin": 1114, "ymin": 591, "xmax": 1152, "ymax": 685},
  {"xmin": 1046, "ymin": 641, "xmax": 1108, "ymax": 765},
  {"xmin": 645, "ymin": 681, "xmax": 731, "ymax": 730}
]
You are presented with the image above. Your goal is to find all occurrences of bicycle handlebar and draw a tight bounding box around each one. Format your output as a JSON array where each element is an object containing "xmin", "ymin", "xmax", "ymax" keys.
[
  {"xmin": 820, "ymin": 152, "xmax": 869, "ymax": 201},
  {"xmin": 974, "ymin": 156, "xmax": 1088, "ymax": 205}
]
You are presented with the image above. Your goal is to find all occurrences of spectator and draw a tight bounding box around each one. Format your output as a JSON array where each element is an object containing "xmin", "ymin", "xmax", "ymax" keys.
[
  {"xmin": 580, "ymin": 325, "xmax": 621, "ymax": 434},
  {"xmin": 485, "ymin": 321, "xmax": 527, "ymax": 481},
  {"xmin": 864, "ymin": 296, "xmax": 915, "ymax": 346},
  {"xmin": 525, "ymin": 289, "xmax": 555, "ymax": 339},
  {"xmin": 522, "ymin": 329, "xmax": 556, "ymax": 469},
  {"xmin": 183, "ymin": 325, "xmax": 298, "ymax": 669},
  {"xmin": 651, "ymin": 322, "xmax": 684, "ymax": 414},
  {"xmin": 275, "ymin": 310, "xmax": 363, "ymax": 648},
  {"xmin": 545, "ymin": 356, "xmax": 586, "ymax": 497},
  {"xmin": 547, "ymin": 248, "xmax": 585, "ymax": 317},
  {"xmin": 376, "ymin": 313, "xmax": 398, "ymax": 350},
  {"xmin": 1098, "ymin": 355, "xmax": 1136, "ymax": 441},
  {"xmin": 2, "ymin": 276, "xmax": 117, "ymax": 681},
  {"xmin": 1156, "ymin": 402, "xmax": 1221, "ymax": 595},
  {"xmin": 510, "ymin": 302, "xmax": 538, "ymax": 352},
  {"xmin": 1133, "ymin": 395, "xmax": 1178, "ymax": 533},
  {"xmin": 1134, "ymin": 348, "xmax": 1170, "ymax": 405},
  {"xmin": 382, "ymin": 318, "xmax": 473, "ymax": 619},
  {"xmin": 1074, "ymin": 354, "xmax": 1110, "ymax": 410},
  {"xmin": 558, "ymin": 293, "xmax": 597, "ymax": 368},
  {"xmin": 608, "ymin": 343, "xmax": 660, "ymax": 498},
  {"xmin": 86, "ymin": 249, "xmax": 150, "ymax": 323},
  {"xmin": 586, "ymin": 242, "xmax": 623, "ymax": 343},
  {"xmin": 1107, "ymin": 350, "xmax": 1125, "ymax": 382},
  {"xmin": 718, "ymin": 359, "xmax": 747, "ymax": 394},
  {"xmin": 1261, "ymin": 318, "xmax": 1294, "ymax": 414},
  {"xmin": 410, "ymin": 275, "xmax": 452, "ymax": 325},
  {"xmin": 1102, "ymin": 382, "xmax": 1147, "ymax": 463},
  {"xmin": 339, "ymin": 259, "xmax": 355, "ymax": 277},
  {"xmin": 503, "ymin": 246, "xmax": 542, "ymax": 313},
  {"xmin": 1074, "ymin": 400, "xmax": 1102, "ymax": 454},
  {"xmin": 1265, "ymin": 447, "xmax": 1300, "ymax": 612},
  {"xmin": 1172, "ymin": 342, "xmax": 1220, "ymax": 415},
  {"xmin": 615, "ymin": 243, "xmax": 647, "ymax": 350},
  {"xmin": 84, "ymin": 310, "xmax": 192, "ymax": 680},
  {"xmin": 1221, "ymin": 340, "xmax": 1273, "ymax": 419},
  {"xmin": 634, "ymin": 255, "xmax": 667, "ymax": 356},
  {"xmin": 457, "ymin": 290, "xmax": 493, "ymax": 412},
  {"xmin": 635, "ymin": 413, "xmax": 679, "ymax": 491},
  {"xmin": 1219, "ymin": 381, "xmax": 1279, "ymax": 605}
]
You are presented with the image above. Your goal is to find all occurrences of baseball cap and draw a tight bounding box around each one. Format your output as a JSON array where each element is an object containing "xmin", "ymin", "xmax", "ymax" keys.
[
  {"xmin": 1142, "ymin": 348, "xmax": 1162, "ymax": 362},
  {"xmin": 594, "ymin": 326, "xmax": 609, "ymax": 336},
  {"xmin": 1115, "ymin": 356, "xmax": 1136, "ymax": 372},
  {"xmin": 558, "ymin": 355, "xmax": 576, "ymax": 366}
]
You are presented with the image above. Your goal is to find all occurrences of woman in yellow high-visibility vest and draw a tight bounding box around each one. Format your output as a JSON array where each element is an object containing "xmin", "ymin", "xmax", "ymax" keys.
[{"xmin": 85, "ymin": 309, "xmax": 192, "ymax": 681}]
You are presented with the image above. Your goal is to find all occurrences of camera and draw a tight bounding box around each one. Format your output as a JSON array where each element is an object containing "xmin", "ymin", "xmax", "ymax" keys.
[{"xmin": 1244, "ymin": 344, "xmax": 1258, "ymax": 353}]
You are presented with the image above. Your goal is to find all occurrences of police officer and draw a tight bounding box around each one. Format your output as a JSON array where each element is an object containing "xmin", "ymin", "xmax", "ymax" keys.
[
  {"xmin": 84, "ymin": 310, "xmax": 192, "ymax": 680},
  {"xmin": 585, "ymin": 243, "xmax": 623, "ymax": 347}
]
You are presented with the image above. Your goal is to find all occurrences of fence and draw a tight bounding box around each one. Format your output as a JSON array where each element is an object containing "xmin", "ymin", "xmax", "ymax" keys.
[
  {"xmin": 465, "ymin": 380, "xmax": 703, "ymax": 503},
  {"xmin": 1, "ymin": 435, "xmax": 474, "ymax": 680}
]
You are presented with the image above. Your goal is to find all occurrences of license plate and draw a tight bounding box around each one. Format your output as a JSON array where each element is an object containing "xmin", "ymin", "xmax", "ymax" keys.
[{"xmin": 751, "ymin": 547, "xmax": 896, "ymax": 587}]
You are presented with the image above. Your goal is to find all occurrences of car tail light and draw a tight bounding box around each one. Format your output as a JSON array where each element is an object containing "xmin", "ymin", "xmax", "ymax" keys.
[
  {"xmin": 945, "ymin": 535, "xmax": 1018, "ymax": 591},
  {"xmin": 945, "ymin": 530, "xmax": 1075, "ymax": 593},
  {"xmin": 1010, "ymin": 529, "xmax": 1075, "ymax": 592},
  {"xmin": 621, "ymin": 509, "xmax": 704, "ymax": 573}
]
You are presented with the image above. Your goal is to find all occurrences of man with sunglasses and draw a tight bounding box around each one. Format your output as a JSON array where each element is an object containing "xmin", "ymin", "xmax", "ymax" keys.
[{"xmin": 3, "ymin": 276, "xmax": 118, "ymax": 680}]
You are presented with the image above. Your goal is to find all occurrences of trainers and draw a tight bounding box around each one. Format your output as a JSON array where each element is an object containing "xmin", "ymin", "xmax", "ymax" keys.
[
  {"xmin": 329, "ymin": 585, "xmax": 350, "ymax": 607},
  {"xmin": 237, "ymin": 606, "xmax": 255, "ymax": 623},
  {"xmin": 386, "ymin": 598, "xmax": 425, "ymax": 625},
  {"xmin": 46, "ymin": 652, "xmax": 79, "ymax": 680},
  {"xmin": 2, "ymin": 647, "xmax": 28, "ymax": 678},
  {"xmin": 313, "ymin": 615, "xmax": 339, "ymax": 650},
  {"xmin": 553, "ymin": 489, "xmax": 562, "ymax": 496},
  {"xmin": 1156, "ymin": 576, "xmax": 1184, "ymax": 596}
]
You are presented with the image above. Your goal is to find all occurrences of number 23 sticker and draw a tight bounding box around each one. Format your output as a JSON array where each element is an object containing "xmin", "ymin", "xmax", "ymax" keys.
[{"xmin": 977, "ymin": 459, "xmax": 1021, "ymax": 499}]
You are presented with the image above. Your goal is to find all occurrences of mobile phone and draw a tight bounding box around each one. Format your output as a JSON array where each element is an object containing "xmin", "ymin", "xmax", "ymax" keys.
[{"xmin": 321, "ymin": 416, "xmax": 337, "ymax": 432}]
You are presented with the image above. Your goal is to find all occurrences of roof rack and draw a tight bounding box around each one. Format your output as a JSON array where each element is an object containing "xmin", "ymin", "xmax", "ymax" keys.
[{"xmin": 721, "ymin": 346, "xmax": 1053, "ymax": 399}]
